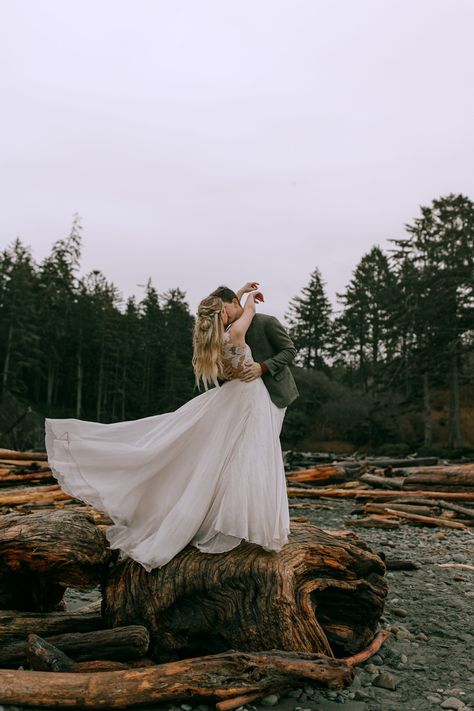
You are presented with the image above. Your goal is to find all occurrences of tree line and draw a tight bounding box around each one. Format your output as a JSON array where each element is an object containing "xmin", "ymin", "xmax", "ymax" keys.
[
  {"xmin": 1, "ymin": 194, "xmax": 473, "ymax": 452},
  {"xmin": 0, "ymin": 215, "xmax": 195, "ymax": 425},
  {"xmin": 286, "ymin": 193, "xmax": 474, "ymax": 451}
]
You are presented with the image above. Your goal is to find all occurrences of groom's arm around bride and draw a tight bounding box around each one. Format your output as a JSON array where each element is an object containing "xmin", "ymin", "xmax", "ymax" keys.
[{"xmin": 211, "ymin": 284, "xmax": 299, "ymax": 410}]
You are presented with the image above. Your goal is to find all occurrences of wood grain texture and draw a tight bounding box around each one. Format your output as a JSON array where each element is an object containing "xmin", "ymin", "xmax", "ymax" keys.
[
  {"xmin": 0, "ymin": 510, "xmax": 110, "ymax": 611},
  {"xmin": 103, "ymin": 521, "xmax": 387, "ymax": 659},
  {"xmin": 0, "ymin": 648, "xmax": 354, "ymax": 708}
]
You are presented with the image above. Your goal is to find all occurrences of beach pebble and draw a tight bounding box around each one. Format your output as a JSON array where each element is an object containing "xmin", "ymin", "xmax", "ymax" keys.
[
  {"xmin": 363, "ymin": 663, "xmax": 378, "ymax": 675},
  {"xmin": 370, "ymin": 653, "xmax": 384, "ymax": 665},
  {"xmin": 372, "ymin": 671, "xmax": 398, "ymax": 691},
  {"xmin": 440, "ymin": 698, "xmax": 467, "ymax": 710},
  {"xmin": 260, "ymin": 694, "xmax": 279, "ymax": 706},
  {"xmin": 180, "ymin": 705, "xmax": 193, "ymax": 711},
  {"xmin": 392, "ymin": 607, "xmax": 408, "ymax": 617},
  {"xmin": 396, "ymin": 628, "xmax": 413, "ymax": 641}
]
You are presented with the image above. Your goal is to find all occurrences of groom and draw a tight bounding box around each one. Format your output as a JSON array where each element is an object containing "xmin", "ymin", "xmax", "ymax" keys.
[{"xmin": 211, "ymin": 284, "xmax": 299, "ymax": 417}]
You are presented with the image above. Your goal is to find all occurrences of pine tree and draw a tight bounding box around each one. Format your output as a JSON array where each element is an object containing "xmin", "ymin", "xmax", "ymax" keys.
[
  {"xmin": 160, "ymin": 288, "xmax": 195, "ymax": 411},
  {"xmin": 391, "ymin": 193, "xmax": 474, "ymax": 449},
  {"xmin": 286, "ymin": 268, "xmax": 332, "ymax": 369},
  {"xmin": 0, "ymin": 239, "xmax": 40, "ymax": 402},
  {"xmin": 37, "ymin": 215, "xmax": 82, "ymax": 409},
  {"xmin": 335, "ymin": 247, "xmax": 396, "ymax": 392}
]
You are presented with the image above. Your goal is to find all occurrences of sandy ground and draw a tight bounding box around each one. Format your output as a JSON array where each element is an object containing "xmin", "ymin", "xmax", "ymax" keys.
[{"xmin": 2, "ymin": 499, "xmax": 473, "ymax": 711}]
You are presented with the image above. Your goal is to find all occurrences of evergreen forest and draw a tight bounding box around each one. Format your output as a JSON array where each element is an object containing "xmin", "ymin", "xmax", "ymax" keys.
[{"xmin": 1, "ymin": 194, "xmax": 473, "ymax": 454}]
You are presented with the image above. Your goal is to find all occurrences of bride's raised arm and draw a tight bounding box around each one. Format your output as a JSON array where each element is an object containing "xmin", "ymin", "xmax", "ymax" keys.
[
  {"xmin": 228, "ymin": 291, "xmax": 262, "ymax": 345},
  {"xmin": 236, "ymin": 281, "xmax": 259, "ymax": 302}
]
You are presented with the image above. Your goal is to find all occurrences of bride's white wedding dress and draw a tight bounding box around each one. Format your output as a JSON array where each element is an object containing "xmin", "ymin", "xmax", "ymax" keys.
[{"xmin": 45, "ymin": 329, "xmax": 290, "ymax": 571}]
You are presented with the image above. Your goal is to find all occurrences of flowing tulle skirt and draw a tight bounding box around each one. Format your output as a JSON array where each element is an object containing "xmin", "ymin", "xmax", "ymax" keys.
[{"xmin": 45, "ymin": 378, "xmax": 290, "ymax": 571}]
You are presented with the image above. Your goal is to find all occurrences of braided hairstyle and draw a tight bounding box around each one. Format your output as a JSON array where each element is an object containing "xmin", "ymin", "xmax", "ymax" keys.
[{"xmin": 192, "ymin": 295, "xmax": 225, "ymax": 390}]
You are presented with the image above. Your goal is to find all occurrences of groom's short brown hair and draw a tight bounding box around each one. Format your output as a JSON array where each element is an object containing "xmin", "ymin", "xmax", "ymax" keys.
[{"xmin": 210, "ymin": 286, "xmax": 240, "ymax": 304}]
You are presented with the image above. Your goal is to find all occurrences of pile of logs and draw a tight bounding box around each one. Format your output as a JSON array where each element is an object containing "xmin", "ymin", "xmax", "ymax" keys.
[
  {"xmin": 285, "ymin": 456, "xmax": 474, "ymax": 531},
  {"xmin": 0, "ymin": 448, "xmax": 391, "ymax": 708}
]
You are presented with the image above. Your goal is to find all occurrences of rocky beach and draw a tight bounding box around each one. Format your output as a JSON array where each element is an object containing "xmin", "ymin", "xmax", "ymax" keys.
[
  {"xmin": 1, "ymin": 497, "xmax": 469, "ymax": 711},
  {"xmin": 252, "ymin": 500, "xmax": 474, "ymax": 711}
]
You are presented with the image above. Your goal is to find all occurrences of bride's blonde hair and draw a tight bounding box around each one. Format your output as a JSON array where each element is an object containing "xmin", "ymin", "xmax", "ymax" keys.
[{"xmin": 192, "ymin": 295, "xmax": 225, "ymax": 390}]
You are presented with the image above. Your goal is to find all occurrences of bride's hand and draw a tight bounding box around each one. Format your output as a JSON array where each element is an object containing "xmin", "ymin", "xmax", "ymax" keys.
[
  {"xmin": 239, "ymin": 281, "xmax": 260, "ymax": 295},
  {"xmin": 251, "ymin": 290, "xmax": 264, "ymax": 303}
]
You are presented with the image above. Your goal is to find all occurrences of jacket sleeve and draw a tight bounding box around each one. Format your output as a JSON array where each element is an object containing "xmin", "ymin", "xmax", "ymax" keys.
[{"xmin": 262, "ymin": 316, "xmax": 297, "ymax": 376}]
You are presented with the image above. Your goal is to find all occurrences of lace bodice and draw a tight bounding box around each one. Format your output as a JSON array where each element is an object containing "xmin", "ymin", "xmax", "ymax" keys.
[{"xmin": 222, "ymin": 328, "xmax": 254, "ymax": 379}]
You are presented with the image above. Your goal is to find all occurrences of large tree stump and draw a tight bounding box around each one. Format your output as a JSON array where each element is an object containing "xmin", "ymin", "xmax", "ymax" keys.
[
  {"xmin": 103, "ymin": 521, "xmax": 387, "ymax": 660},
  {"xmin": 0, "ymin": 510, "xmax": 110, "ymax": 611}
]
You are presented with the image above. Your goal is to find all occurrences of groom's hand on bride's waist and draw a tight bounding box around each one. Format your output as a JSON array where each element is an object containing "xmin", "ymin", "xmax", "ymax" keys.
[{"xmin": 239, "ymin": 362, "xmax": 267, "ymax": 382}]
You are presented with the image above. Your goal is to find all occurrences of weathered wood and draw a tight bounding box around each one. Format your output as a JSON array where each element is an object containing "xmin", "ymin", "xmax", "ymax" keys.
[
  {"xmin": 0, "ymin": 471, "xmax": 55, "ymax": 486},
  {"xmin": 365, "ymin": 457, "xmax": 438, "ymax": 468},
  {"xmin": 216, "ymin": 690, "xmax": 271, "ymax": 711},
  {"xmin": 344, "ymin": 629, "xmax": 391, "ymax": 666},
  {"xmin": 383, "ymin": 497, "xmax": 474, "ymax": 517},
  {"xmin": 0, "ymin": 459, "xmax": 49, "ymax": 468},
  {"xmin": 346, "ymin": 516, "xmax": 400, "ymax": 529},
  {"xmin": 402, "ymin": 468, "xmax": 474, "ymax": 490},
  {"xmin": 0, "ymin": 649, "xmax": 354, "ymax": 707},
  {"xmin": 26, "ymin": 633, "xmax": 76, "ymax": 671},
  {"xmin": 216, "ymin": 629, "xmax": 391, "ymax": 711},
  {"xmin": 0, "ymin": 510, "xmax": 110, "ymax": 611},
  {"xmin": 286, "ymin": 466, "xmax": 351, "ymax": 486},
  {"xmin": 383, "ymin": 558, "xmax": 420, "ymax": 571},
  {"xmin": 0, "ymin": 608, "xmax": 104, "ymax": 644},
  {"xmin": 360, "ymin": 474, "xmax": 404, "ymax": 490},
  {"xmin": 103, "ymin": 521, "xmax": 387, "ymax": 660},
  {"xmin": 365, "ymin": 502, "xmax": 435, "ymax": 516},
  {"xmin": 0, "ymin": 625, "xmax": 150, "ymax": 666},
  {"xmin": 287, "ymin": 487, "xmax": 474, "ymax": 501},
  {"xmin": 76, "ymin": 658, "xmax": 156, "ymax": 672},
  {"xmin": 394, "ymin": 463, "xmax": 474, "ymax": 478},
  {"xmin": 0, "ymin": 484, "xmax": 71, "ymax": 507},
  {"xmin": 383, "ymin": 507, "xmax": 469, "ymax": 530},
  {"xmin": 438, "ymin": 563, "xmax": 474, "ymax": 572},
  {"xmin": 0, "ymin": 449, "xmax": 48, "ymax": 461}
]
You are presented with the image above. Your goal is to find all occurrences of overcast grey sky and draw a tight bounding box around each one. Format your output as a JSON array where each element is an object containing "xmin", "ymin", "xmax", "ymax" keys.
[{"xmin": 1, "ymin": 0, "xmax": 473, "ymax": 323}]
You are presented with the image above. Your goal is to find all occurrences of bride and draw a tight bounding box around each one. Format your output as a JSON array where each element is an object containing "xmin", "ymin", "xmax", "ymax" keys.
[{"xmin": 45, "ymin": 285, "xmax": 292, "ymax": 571}]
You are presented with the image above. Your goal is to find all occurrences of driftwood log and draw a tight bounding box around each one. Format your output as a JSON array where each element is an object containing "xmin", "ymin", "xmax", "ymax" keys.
[
  {"xmin": 286, "ymin": 465, "xmax": 352, "ymax": 487},
  {"xmin": 287, "ymin": 486, "xmax": 474, "ymax": 501},
  {"xmin": 0, "ymin": 484, "xmax": 71, "ymax": 508},
  {"xmin": 26, "ymin": 633, "xmax": 155, "ymax": 672},
  {"xmin": 0, "ymin": 448, "xmax": 48, "ymax": 461},
  {"xmin": 0, "ymin": 607, "xmax": 104, "ymax": 644},
  {"xmin": 0, "ymin": 510, "xmax": 110, "ymax": 611},
  {"xmin": 361, "ymin": 465, "xmax": 474, "ymax": 492},
  {"xmin": 0, "ymin": 648, "xmax": 354, "ymax": 708},
  {"xmin": 0, "ymin": 625, "xmax": 150, "ymax": 666},
  {"xmin": 103, "ymin": 521, "xmax": 387, "ymax": 660}
]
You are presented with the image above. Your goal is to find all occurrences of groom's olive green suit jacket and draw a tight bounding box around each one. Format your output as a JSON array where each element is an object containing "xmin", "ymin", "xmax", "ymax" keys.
[{"xmin": 244, "ymin": 313, "xmax": 299, "ymax": 409}]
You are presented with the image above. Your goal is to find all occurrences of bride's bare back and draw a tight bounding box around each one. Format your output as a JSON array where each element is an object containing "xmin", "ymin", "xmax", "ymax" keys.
[{"xmin": 222, "ymin": 329, "xmax": 254, "ymax": 380}]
